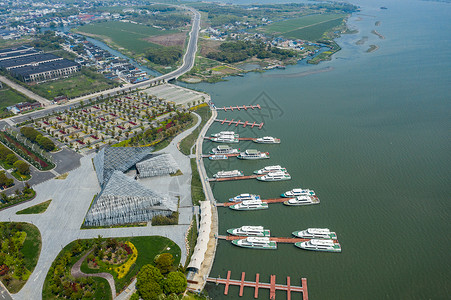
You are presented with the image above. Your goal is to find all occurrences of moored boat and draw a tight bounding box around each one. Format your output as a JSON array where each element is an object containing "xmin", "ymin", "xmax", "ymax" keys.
[
  {"xmin": 232, "ymin": 237, "xmax": 277, "ymax": 249},
  {"xmin": 229, "ymin": 193, "xmax": 260, "ymax": 202},
  {"xmin": 210, "ymin": 145, "xmax": 239, "ymax": 154},
  {"xmin": 209, "ymin": 155, "xmax": 228, "ymax": 160},
  {"xmin": 227, "ymin": 225, "xmax": 270, "ymax": 237},
  {"xmin": 211, "ymin": 136, "xmax": 239, "ymax": 143},
  {"xmin": 237, "ymin": 149, "xmax": 270, "ymax": 160},
  {"xmin": 213, "ymin": 170, "xmax": 244, "ymax": 178},
  {"xmin": 281, "ymin": 188, "xmax": 316, "ymax": 197},
  {"xmin": 257, "ymin": 171, "xmax": 291, "ymax": 181},
  {"xmin": 295, "ymin": 239, "xmax": 341, "ymax": 253},
  {"xmin": 292, "ymin": 228, "xmax": 337, "ymax": 240},
  {"xmin": 211, "ymin": 131, "xmax": 238, "ymax": 137},
  {"xmin": 254, "ymin": 165, "xmax": 286, "ymax": 175},
  {"xmin": 283, "ymin": 195, "xmax": 320, "ymax": 206},
  {"xmin": 229, "ymin": 199, "xmax": 268, "ymax": 210},
  {"xmin": 253, "ymin": 136, "xmax": 281, "ymax": 144}
]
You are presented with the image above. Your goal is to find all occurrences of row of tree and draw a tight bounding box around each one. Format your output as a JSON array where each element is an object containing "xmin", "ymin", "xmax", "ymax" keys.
[
  {"xmin": 0, "ymin": 144, "xmax": 30, "ymax": 176},
  {"xmin": 20, "ymin": 127, "xmax": 56, "ymax": 152}
]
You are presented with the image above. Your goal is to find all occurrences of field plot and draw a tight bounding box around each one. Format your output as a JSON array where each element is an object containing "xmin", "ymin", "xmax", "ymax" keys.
[
  {"xmin": 76, "ymin": 21, "xmax": 178, "ymax": 54},
  {"xmin": 0, "ymin": 84, "xmax": 33, "ymax": 118},
  {"xmin": 261, "ymin": 13, "xmax": 347, "ymax": 41}
]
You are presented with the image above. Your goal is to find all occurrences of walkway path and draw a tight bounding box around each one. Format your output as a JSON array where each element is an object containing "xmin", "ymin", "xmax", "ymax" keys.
[
  {"xmin": 0, "ymin": 76, "xmax": 51, "ymax": 107},
  {"xmin": 71, "ymin": 250, "xmax": 116, "ymax": 300}
]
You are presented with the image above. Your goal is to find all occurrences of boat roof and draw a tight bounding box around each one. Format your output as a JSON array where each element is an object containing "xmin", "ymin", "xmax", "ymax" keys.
[
  {"xmin": 242, "ymin": 199, "xmax": 263, "ymax": 204},
  {"xmin": 237, "ymin": 193, "xmax": 252, "ymax": 197},
  {"xmin": 292, "ymin": 188, "xmax": 307, "ymax": 192},
  {"xmin": 246, "ymin": 237, "xmax": 270, "ymax": 242},
  {"xmin": 307, "ymin": 228, "xmax": 331, "ymax": 234},
  {"xmin": 264, "ymin": 165, "xmax": 281, "ymax": 169},
  {"xmin": 261, "ymin": 136, "xmax": 274, "ymax": 139},
  {"xmin": 220, "ymin": 131, "xmax": 235, "ymax": 134},
  {"xmin": 245, "ymin": 149, "xmax": 259, "ymax": 154},
  {"xmin": 296, "ymin": 195, "xmax": 312, "ymax": 200},
  {"xmin": 267, "ymin": 171, "xmax": 287, "ymax": 176},
  {"xmin": 217, "ymin": 145, "xmax": 231, "ymax": 149},
  {"xmin": 241, "ymin": 226, "xmax": 264, "ymax": 231},
  {"xmin": 310, "ymin": 239, "xmax": 335, "ymax": 246}
]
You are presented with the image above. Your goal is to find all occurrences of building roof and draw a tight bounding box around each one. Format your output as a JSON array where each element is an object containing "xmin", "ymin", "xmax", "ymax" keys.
[
  {"xmin": 0, "ymin": 53, "xmax": 61, "ymax": 69},
  {"xmin": 10, "ymin": 59, "xmax": 79, "ymax": 78},
  {"xmin": 187, "ymin": 201, "xmax": 212, "ymax": 271},
  {"xmin": 84, "ymin": 171, "xmax": 177, "ymax": 226},
  {"xmin": 136, "ymin": 153, "xmax": 180, "ymax": 178},
  {"xmin": 0, "ymin": 46, "xmax": 33, "ymax": 54}
]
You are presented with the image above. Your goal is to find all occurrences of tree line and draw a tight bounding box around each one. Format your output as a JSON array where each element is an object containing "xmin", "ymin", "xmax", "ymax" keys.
[
  {"xmin": 20, "ymin": 127, "xmax": 56, "ymax": 152},
  {"xmin": 146, "ymin": 47, "xmax": 182, "ymax": 66}
]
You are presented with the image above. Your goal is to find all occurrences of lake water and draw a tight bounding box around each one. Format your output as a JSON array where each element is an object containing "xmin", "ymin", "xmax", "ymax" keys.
[{"xmin": 180, "ymin": 0, "xmax": 451, "ymax": 299}]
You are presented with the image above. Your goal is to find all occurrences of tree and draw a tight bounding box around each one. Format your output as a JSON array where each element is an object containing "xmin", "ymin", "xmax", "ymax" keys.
[
  {"xmin": 6, "ymin": 154, "xmax": 18, "ymax": 165},
  {"xmin": 163, "ymin": 272, "xmax": 187, "ymax": 295},
  {"xmin": 155, "ymin": 253, "xmax": 174, "ymax": 275},
  {"xmin": 13, "ymin": 160, "xmax": 30, "ymax": 175},
  {"xmin": 137, "ymin": 265, "xmax": 164, "ymax": 289},
  {"xmin": 138, "ymin": 279, "xmax": 162, "ymax": 300}
]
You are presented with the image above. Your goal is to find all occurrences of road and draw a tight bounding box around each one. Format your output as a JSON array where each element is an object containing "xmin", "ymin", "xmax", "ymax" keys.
[
  {"xmin": 0, "ymin": 5, "xmax": 201, "ymax": 128},
  {"xmin": 0, "ymin": 76, "xmax": 51, "ymax": 107}
]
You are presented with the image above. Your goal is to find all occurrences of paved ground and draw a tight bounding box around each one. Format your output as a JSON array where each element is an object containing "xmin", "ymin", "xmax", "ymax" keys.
[{"xmin": 0, "ymin": 76, "xmax": 51, "ymax": 107}]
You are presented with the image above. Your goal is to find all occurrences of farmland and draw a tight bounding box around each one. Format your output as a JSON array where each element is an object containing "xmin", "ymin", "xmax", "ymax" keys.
[
  {"xmin": 75, "ymin": 21, "xmax": 178, "ymax": 55},
  {"xmin": 260, "ymin": 13, "xmax": 347, "ymax": 41}
]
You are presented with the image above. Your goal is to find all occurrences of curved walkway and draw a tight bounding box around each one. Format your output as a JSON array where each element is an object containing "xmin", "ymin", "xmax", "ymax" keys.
[{"xmin": 71, "ymin": 250, "xmax": 116, "ymax": 300}]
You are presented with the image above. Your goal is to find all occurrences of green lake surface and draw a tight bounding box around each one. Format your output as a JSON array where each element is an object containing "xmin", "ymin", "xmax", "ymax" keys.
[{"xmin": 181, "ymin": 0, "xmax": 451, "ymax": 298}]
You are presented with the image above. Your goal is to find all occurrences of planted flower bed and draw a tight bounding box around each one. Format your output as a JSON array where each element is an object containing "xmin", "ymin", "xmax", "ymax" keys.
[{"xmin": 0, "ymin": 132, "xmax": 54, "ymax": 171}]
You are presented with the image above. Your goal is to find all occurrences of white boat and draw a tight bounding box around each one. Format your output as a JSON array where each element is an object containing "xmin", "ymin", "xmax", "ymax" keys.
[
  {"xmin": 232, "ymin": 237, "xmax": 277, "ymax": 249},
  {"xmin": 210, "ymin": 136, "xmax": 239, "ymax": 143},
  {"xmin": 229, "ymin": 193, "xmax": 260, "ymax": 202},
  {"xmin": 257, "ymin": 171, "xmax": 291, "ymax": 181},
  {"xmin": 211, "ymin": 131, "xmax": 238, "ymax": 137},
  {"xmin": 283, "ymin": 195, "xmax": 319, "ymax": 206},
  {"xmin": 295, "ymin": 239, "xmax": 341, "ymax": 253},
  {"xmin": 211, "ymin": 145, "xmax": 239, "ymax": 154},
  {"xmin": 292, "ymin": 228, "xmax": 337, "ymax": 240},
  {"xmin": 209, "ymin": 155, "xmax": 228, "ymax": 160},
  {"xmin": 227, "ymin": 226, "xmax": 270, "ymax": 237},
  {"xmin": 281, "ymin": 188, "xmax": 316, "ymax": 197},
  {"xmin": 213, "ymin": 170, "xmax": 244, "ymax": 178},
  {"xmin": 253, "ymin": 136, "xmax": 281, "ymax": 144},
  {"xmin": 254, "ymin": 165, "xmax": 286, "ymax": 175},
  {"xmin": 237, "ymin": 149, "xmax": 270, "ymax": 160},
  {"xmin": 229, "ymin": 200, "xmax": 268, "ymax": 210}
]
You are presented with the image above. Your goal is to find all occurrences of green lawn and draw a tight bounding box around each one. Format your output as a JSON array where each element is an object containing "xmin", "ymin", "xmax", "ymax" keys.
[
  {"xmin": 75, "ymin": 21, "xmax": 177, "ymax": 55},
  {"xmin": 261, "ymin": 14, "xmax": 347, "ymax": 41},
  {"xmin": 16, "ymin": 199, "xmax": 51, "ymax": 215},
  {"xmin": 28, "ymin": 71, "xmax": 118, "ymax": 100},
  {"xmin": 190, "ymin": 158, "xmax": 205, "ymax": 206},
  {"xmin": 0, "ymin": 85, "xmax": 33, "ymax": 118}
]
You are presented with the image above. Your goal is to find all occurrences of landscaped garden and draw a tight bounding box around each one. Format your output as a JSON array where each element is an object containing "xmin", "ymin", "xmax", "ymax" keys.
[
  {"xmin": 0, "ymin": 222, "xmax": 42, "ymax": 293},
  {"xmin": 43, "ymin": 236, "xmax": 181, "ymax": 299},
  {"xmin": 0, "ymin": 131, "xmax": 54, "ymax": 171},
  {"xmin": 0, "ymin": 184, "xmax": 36, "ymax": 210},
  {"xmin": 16, "ymin": 199, "xmax": 51, "ymax": 215},
  {"xmin": 0, "ymin": 143, "xmax": 31, "ymax": 181}
]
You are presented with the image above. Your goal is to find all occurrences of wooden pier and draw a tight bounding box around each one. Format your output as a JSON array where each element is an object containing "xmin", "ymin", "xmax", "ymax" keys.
[
  {"xmin": 215, "ymin": 196, "xmax": 320, "ymax": 206},
  {"xmin": 208, "ymin": 175, "xmax": 261, "ymax": 182},
  {"xmin": 214, "ymin": 104, "xmax": 261, "ymax": 111},
  {"xmin": 214, "ymin": 119, "xmax": 264, "ymax": 129},
  {"xmin": 207, "ymin": 271, "xmax": 308, "ymax": 300}
]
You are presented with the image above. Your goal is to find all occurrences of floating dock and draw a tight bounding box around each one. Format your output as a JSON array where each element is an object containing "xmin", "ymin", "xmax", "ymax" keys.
[
  {"xmin": 208, "ymin": 175, "xmax": 261, "ymax": 182},
  {"xmin": 214, "ymin": 119, "xmax": 264, "ymax": 129},
  {"xmin": 214, "ymin": 104, "xmax": 261, "ymax": 111},
  {"xmin": 207, "ymin": 271, "xmax": 308, "ymax": 300}
]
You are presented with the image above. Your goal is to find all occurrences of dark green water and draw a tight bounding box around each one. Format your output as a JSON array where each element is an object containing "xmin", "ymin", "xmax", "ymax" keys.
[{"xmin": 183, "ymin": 0, "xmax": 451, "ymax": 298}]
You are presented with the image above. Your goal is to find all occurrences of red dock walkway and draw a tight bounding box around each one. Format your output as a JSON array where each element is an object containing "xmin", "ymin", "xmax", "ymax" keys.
[
  {"xmin": 215, "ymin": 196, "xmax": 320, "ymax": 206},
  {"xmin": 215, "ymin": 104, "xmax": 261, "ymax": 111},
  {"xmin": 207, "ymin": 271, "xmax": 308, "ymax": 300},
  {"xmin": 208, "ymin": 175, "xmax": 261, "ymax": 182},
  {"xmin": 215, "ymin": 119, "xmax": 264, "ymax": 129}
]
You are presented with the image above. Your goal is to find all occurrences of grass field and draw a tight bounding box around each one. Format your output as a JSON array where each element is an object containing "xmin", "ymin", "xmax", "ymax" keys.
[
  {"xmin": 16, "ymin": 200, "xmax": 52, "ymax": 215},
  {"xmin": 0, "ymin": 85, "xmax": 32, "ymax": 118},
  {"xmin": 179, "ymin": 105, "xmax": 212, "ymax": 155},
  {"xmin": 75, "ymin": 21, "xmax": 178, "ymax": 55},
  {"xmin": 261, "ymin": 14, "xmax": 347, "ymax": 41},
  {"xmin": 28, "ymin": 72, "xmax": 118, "ymax": 100}
]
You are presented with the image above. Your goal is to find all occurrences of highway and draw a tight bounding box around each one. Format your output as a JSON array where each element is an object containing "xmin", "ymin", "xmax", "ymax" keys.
[{"xmin": 0, "ymin": 5, "xmax": 201, "ymax": 128}]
